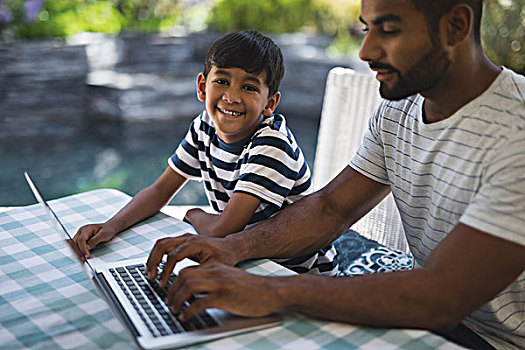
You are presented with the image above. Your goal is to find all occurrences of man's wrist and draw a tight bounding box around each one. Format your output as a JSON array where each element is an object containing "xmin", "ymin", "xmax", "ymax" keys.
[
  {"xmin": 271, "ymin": 275, "xmax": 307, "ymax": 314},
  {"xmin": 224, "ymin": 230, "xmax": 255, "ymax": 264}
]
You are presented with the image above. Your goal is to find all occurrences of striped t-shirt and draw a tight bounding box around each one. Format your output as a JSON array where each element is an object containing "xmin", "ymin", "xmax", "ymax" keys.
[
  {"xmin": 350, "ymin": 68, "xmax": 525, "ymax": 349},
  {"xmin": 169, "ymin": 110, "xmax": 338, "ymax": 276}
]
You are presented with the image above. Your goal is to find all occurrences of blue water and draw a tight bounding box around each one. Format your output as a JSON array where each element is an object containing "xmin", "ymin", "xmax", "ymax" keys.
[{"xmin": 1, "ymin": 115, "xmax": 319, "ymax": 207}]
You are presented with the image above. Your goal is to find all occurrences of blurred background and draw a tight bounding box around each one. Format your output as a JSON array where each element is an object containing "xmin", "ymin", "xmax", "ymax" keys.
[{"xmin": 1, "ymin": 0, "xmax": 524, "ymax": 206}]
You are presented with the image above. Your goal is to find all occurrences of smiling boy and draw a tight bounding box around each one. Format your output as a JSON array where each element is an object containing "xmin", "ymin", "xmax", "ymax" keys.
[{"xmin": 74, "ymin": 30, "xmax": 338, "ymax": 276}]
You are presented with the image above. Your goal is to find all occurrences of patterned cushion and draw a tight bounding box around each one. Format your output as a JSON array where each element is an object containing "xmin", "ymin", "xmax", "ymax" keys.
[{"xmin": 334, "ymin": 229, "xmax": 413, "ymax": 277}]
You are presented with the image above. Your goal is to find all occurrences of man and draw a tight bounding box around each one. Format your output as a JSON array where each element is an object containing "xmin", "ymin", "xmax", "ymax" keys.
[{"xmin": 145, "ymin": 1, "xmax": 525, "ymax": 349}]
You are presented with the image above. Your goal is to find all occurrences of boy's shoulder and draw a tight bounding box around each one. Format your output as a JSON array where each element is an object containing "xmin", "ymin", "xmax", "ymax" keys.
[
  {"xmin": 257, "ymin": 113, "xmax": 291, "ymax": 139},
  {"xmin": 250, "ymin": 114, "xmax": 305, "ymax": 159}
]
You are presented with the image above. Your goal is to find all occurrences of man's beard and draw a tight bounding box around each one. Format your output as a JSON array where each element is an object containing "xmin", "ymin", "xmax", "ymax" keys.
[{"xmin": 372, "ymin": 41, "xmax": 451, "ymax": 101}]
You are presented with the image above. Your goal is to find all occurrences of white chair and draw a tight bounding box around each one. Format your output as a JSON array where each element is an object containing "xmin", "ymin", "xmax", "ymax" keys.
[{"xmin": 313, "ymin": 67, "xmax": 409, "ymax": 253}]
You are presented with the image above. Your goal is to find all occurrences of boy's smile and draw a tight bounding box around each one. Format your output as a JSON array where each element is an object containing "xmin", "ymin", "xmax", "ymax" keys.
[{"xmin": 197, "ymin": 66, "xmax": 281, "ymax": 144}]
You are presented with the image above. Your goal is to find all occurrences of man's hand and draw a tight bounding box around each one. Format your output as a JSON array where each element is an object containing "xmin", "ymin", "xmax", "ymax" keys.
[
  {"xmin": 145, "ymin": 234, "xmax": 241, "ymax": 287},
  {"xmin": 73, "ymin": 223, "xmax": 117, "ymax": 258},
  {"xmin": 166, "ymin": 263, "xmax": 280, "ymax": 321}
]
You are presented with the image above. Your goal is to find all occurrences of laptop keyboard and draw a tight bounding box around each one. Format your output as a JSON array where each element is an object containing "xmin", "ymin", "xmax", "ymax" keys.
[{"xmin": 109, "ymin": 263, "xmax": 218, "ymax": 337}]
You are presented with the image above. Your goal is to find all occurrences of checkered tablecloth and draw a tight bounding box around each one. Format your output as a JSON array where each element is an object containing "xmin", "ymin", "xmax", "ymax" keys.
[{"xmin": 0, "ymin": 189, "xmax": 460, "ymax": 349}]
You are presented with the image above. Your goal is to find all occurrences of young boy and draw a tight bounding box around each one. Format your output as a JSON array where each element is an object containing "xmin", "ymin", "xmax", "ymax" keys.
[{"xmin": 73, "ymin": 30, "xmax": 338, "ymax": 276}]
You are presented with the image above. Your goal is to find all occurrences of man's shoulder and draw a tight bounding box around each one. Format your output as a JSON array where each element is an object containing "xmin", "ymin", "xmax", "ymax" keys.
[
  {"xmin": 474, "ymin": 68, "xmax": 525, "ymax": 128},
  {"xmin": 495, "ymin": 68, "xmax": 525, "ymax": 102}
]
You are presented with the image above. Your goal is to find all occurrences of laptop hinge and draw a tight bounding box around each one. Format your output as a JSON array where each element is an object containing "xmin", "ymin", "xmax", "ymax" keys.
[{"xmin": 93, "ymin": 272, "xmax": 141, "ymax": 338}]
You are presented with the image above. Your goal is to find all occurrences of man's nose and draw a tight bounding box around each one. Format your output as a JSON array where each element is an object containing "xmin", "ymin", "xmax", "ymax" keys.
[{"xmin": 358, "ymin": 32, "xmax": 382, "ymax": 63}]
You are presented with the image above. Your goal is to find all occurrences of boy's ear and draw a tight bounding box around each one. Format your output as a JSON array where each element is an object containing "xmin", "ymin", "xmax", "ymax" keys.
[
  {"xmin": 263, "ymin": 91, "xmax": 281, "ymax": 117},
  {"xmin": 196, "ymin": 73, "xmax": 206, "ymax": 102}
]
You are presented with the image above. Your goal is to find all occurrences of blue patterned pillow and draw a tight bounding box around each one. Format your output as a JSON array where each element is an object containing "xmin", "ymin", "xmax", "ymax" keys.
[{"xmin": 334, "ymin": 229, "xmax": 413, "ymax": 276}]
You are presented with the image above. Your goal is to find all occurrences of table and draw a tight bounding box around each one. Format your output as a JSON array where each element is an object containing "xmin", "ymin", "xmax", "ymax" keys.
[{"xmin": 0, "ymin": 189, "xmax": 461, "ymax": 349}]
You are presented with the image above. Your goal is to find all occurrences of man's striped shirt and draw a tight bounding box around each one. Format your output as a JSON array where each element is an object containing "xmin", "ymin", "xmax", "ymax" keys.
[
  {"xmin": 350, "ymin": 68, "xmax": 525, "ymax": 349},
  {"xmin": 169, "ymin": 111, "xmax": 338, "ymax": 276}
]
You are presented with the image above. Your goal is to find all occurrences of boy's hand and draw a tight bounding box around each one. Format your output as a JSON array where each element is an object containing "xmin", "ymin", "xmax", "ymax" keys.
[
  {"xmin": 145, "ymin": 234, "xmax": 240, "ymax": 287},
  {"xmin": 73, "ymin": 223, "xmax": 117, "ymax": 258}
]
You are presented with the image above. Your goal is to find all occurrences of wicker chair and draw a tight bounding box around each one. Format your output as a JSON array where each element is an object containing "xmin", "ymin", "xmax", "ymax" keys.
[{"xmin": 313, "ymin": 67, "xmax": 409, "ymax": 253}]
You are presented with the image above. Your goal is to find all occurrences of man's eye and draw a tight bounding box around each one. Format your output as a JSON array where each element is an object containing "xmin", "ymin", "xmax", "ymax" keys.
[{"xmin": 381, "ymin": 28, "xmax": 399, "ymax": 35}]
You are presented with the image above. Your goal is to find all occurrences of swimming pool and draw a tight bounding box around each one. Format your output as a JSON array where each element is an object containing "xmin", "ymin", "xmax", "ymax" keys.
[{"xmin": 1, "ymin": 114, "xmax": 319, "ymax": 207}]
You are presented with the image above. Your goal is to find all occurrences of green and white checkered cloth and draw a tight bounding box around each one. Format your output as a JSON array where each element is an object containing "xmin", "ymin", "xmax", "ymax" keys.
[{"xmin": 0, "ymin": 189, "xmax": 460, "ymax": 349}]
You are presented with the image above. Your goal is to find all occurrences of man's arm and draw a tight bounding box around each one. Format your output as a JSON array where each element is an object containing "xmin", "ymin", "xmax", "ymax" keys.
[
  {"xmin": 184, "ymin": 192, "xmax": 261, "ymax": 237},
  {"xmin": 223, "ymin": 166, "xmax": 391, "ymax": 260},
  {"xmin": 147, "ymin": 166, "xmax": 390, "ymax": 284},
  {"xmin": 167, "ymin": 223, "xmax": 525, "ymax": 331}
]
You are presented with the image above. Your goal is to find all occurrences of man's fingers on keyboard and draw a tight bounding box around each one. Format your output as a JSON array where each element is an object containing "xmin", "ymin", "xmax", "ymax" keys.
[
  {"xmin": 180, "ymin": 297, "xmax": 209, "ymax": 322},
  {"xmin": 146, "ymin": 237, "xmax": 173, "ymax": 279},
  {"xmin": 159, "ymin": 257, "xmax": 179, "ymax": 287},
  {"xmin": 160, "ymin": 243, "xmax": 202, "ymax": 286},
  {"xmin": 166, "ymin": 268, "xmax": 204, "ymax": 310}
]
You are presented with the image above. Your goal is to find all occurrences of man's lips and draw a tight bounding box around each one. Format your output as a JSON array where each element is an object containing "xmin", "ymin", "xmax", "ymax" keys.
[
  {"xmin": 217, "ymin": 106, "xmax": 245, "ymax": 117},
  {"xmin": 372, "ymin": 68, "xmax": 396, "ymax": 82},
  {"xmin": 369, "ymin": 63, "xmax": 399, "ymax": 82}
]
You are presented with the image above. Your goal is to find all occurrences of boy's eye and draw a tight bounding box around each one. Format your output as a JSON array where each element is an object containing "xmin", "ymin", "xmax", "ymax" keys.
[
  {"xmin": 214, "ymin": 79, "xmax": 229, "ymax": 85},
  {"xmin": 243, "ymin": 85, "xmax": 259, "ymax": 92}
]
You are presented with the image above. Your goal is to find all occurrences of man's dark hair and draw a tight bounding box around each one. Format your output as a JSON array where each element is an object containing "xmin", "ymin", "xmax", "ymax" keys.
[
  {"xmin": 203, "ymin": 30, "xmax": 285, "ymax": 97},
  {"xmin": 412, "ymin": 0, "xmax": 483, "ymax": 44}
]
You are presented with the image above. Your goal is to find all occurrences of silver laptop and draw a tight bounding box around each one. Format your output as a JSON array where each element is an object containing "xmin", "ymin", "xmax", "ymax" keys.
[{"xmin": 24, "ymin": 171, "xmax": 282, "ymax": 349}]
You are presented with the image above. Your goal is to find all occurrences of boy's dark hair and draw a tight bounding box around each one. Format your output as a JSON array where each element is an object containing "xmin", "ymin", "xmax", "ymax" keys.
[
  {"xmin": 203, "ymin": 30, "xmax": 285, "ymax": 97},
  {"xmin": 412, "ymin": 0, "xmax": 483, "ymax": 44}
]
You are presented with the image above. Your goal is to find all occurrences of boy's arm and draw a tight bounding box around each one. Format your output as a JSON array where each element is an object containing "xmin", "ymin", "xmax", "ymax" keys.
[
  {"xmin": 184, "ymin": 192, "xmax": 261, "ymax": 237},
  {"xmin": 74, "ymin": 167, "xmax": 187, "ymax": 257}
]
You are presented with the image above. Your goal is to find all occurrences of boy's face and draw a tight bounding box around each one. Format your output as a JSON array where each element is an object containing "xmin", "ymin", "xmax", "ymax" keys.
[
  {"xmin": 196, "ymin": 66, "xmax": 280, "ymax": 144},
  {"xmin": 359, "ymin": 0, "xmax": 451, "ymax": 100}
]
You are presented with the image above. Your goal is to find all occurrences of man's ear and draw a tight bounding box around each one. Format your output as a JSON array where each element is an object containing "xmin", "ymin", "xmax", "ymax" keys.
[
  {"xmin": 196, "ymin": 73, "xmax": 206, "ymax": 102},
  {"xmin": 262, "ymin": 91, "xmax": 281, "ymax": 117},
  {"xmin": 444, "ymin": 4, "xmax": 473, "ymax": 46}
]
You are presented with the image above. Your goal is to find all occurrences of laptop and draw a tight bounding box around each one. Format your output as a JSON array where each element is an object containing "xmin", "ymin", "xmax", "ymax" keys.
[{"xmin": 24, "ymin": 171, "xmax": 283, "ymax": 349}]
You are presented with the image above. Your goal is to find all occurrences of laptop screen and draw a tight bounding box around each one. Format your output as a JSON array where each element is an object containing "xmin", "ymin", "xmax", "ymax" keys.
[{"xmin": 24, "ymin": 171, "xmax": 96, "ymax": 272}]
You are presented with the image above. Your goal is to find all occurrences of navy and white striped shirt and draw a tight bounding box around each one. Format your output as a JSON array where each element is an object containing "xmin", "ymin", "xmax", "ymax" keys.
[
  {"xmin": 350, "ymin": 68, "xmax": 525, "ymax": 349},
  {"xmin": 169, "ymin": 110, "xmax": 338, "ymax": 276}
]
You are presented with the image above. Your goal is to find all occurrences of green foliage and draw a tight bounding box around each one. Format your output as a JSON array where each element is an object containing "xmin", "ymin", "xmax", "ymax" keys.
[
  {"xmin": 77, "ymin": 168, "xmax": 130, "ymax": 193},
  {"xmin": 207, "ymin": 0, "xmax": 327, "ymax": 33},
  {"xmin": 115, "ymin": 0, "xmax": 183, "ymax": 33},
  {"xmin": 482, "ymin": 0, "xmax": 525, "ymax": 75},
  {"xmin": 2, "ymin": 0, "xmax": 524, "ymax": 75},
  {"xmin": 19, "ymin": 1, "xmax": 124, "ymax": 38},
  {"xmin": 207, "ymin": 0, "xmax": 364, "ymax": 57},
  {"xmin": 2, "ymin": 0, "xmax": 184, "ymax": 39}
]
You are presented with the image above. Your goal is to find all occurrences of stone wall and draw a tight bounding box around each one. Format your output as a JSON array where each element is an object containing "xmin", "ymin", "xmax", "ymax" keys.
[
  {"xmin": 0, "ymin": 32, "xmax": 361, "ymax": 139},
  {"xmin": 0, "ymin": 40, "xmax": 88, "ymax": 138}
]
